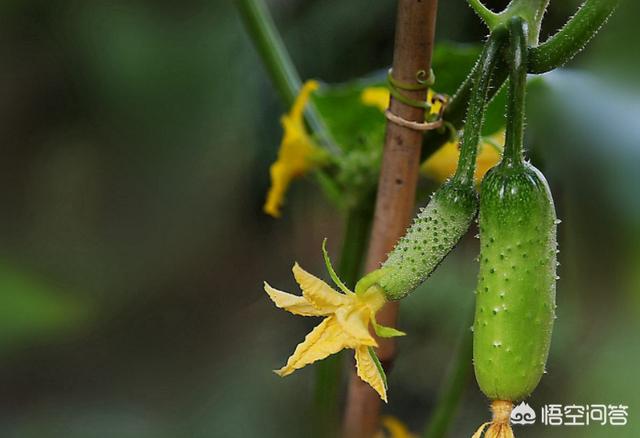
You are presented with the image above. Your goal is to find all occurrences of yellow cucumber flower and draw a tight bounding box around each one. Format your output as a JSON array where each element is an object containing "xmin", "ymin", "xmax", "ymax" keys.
[
  {"xmin": 421, "ymin": 129, "xmax": 504, "ymax": 184},
  {"xmin": 264, "ymin": 80, "xmax": 327, "ymax": 218},
  {"xmin": 264, "ymin": 240, "xmax": 405, "ymax": 402}
]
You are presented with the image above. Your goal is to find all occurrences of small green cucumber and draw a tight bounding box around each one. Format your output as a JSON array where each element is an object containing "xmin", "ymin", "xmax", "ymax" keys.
[
  {"xmin": 357, "ymin": 28, "xmax": 508, "ymax": 301},
  {"xmin": 374, "ymin": 181, "xmax": 478, "ymax": 300}
]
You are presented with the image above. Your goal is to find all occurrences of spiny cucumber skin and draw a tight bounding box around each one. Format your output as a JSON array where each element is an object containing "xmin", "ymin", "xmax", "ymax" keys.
[
  {"xmin": 377, "ymin": 181, "xmax": 478, "ymax": 301},
  {"xmin": 473, "ymin": 163, "xmax": 557, "ymax": 402}
]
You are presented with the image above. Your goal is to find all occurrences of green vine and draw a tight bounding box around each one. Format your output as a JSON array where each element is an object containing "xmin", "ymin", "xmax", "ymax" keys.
[
  {"xmin": 428, "ymin": 0, "xmax": 618, "ymax": 154},
  {"xmin": 453, "ymin": 27, "xmax": 507, "ymax": 187}
]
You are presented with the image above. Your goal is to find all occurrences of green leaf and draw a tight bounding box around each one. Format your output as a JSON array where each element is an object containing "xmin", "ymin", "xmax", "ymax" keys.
[
  {"xmin": 431, "ymin": 43, "xmax": 482, "ymax": 96},
  {"xmin": 311, "ymin": 77, "xmax": 386, "ymax": 207},
  {"xmin": 372, "ymin": 321, "xmax": 407, "ymax": 338},
  {"xmin": 312, "ymin": 76, "xmax": 387, "ymax": 155},
  {"xmin": 0, "ymin": 262, "xmax": 90, "ymax": 350}
]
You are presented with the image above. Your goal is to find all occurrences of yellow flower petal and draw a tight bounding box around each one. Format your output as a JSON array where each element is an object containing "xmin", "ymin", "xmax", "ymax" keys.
[
  {"xmin": 355, "ymin": 345, "xmax": 387, "ymax": 402},
  {"xmin": 361, "ymin": 87, "xmax": 390, "ymax": 112},
  {"xmin": 275, "ymin": 316, "xmax": 355, "ymax": 376},
  {"xmin": 263, "ymin": 282, "xmax": 326, "ymax": 317},
  {"xmin": 292, "ymin": 263, "xmax": 350, "ymax": 312},
  {"xmin": 290, "ymin": 80, "xmax": 320, "ymax": 121},
  {"xmin": 335, "ymin": 285, "xmax": 385, "ymax": 346},
  {"xmin": 335, "ymin": 305, "xmax": 377, "ymax": 347},
  {"xmin": 263, "ymin": 80, "xmax": 326, "ymax": 218},
  {"xmin": 267, "ymin": 261, "xmax": 390, "ymax": 399},
  {"xmin": 380, "ymin": 416, "xmax": 417, "ymax": 438},
  {"xmin": 420, "ymin": 128, "xmax": 505, "ymax": 184}
]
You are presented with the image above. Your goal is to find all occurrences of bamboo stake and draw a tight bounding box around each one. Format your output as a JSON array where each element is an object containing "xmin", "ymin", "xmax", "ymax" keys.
[{"xmin": 342, "ymin": 1, "xmax": 439, "ymax": 436}]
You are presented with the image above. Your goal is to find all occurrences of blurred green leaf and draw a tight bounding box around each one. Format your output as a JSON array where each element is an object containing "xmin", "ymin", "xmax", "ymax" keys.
[
  {"xmin": 431, "ymin": 43, "xmax": 481, "ymax": 96},
  {"xmin": 0, "ymin": 263, "xmax": 89, "ymax": 349},
  {"xmin": 311, "ymin": 76, "xmax": 386, "ymax": 207},
  {"xmin": 312, "ymin": 77, "xmax": 386, "ymax": 155}
]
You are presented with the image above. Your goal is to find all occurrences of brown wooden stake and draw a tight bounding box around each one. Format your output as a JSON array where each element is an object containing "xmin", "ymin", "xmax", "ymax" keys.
[{"xmin": 342, "ymin": 1, "xmax": 438, "ymax": 437}]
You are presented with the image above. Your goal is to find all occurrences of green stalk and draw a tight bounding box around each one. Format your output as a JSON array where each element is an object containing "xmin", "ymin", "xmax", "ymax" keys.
[
  {"xmin": 422, "ymin": 312, "xmax": 473, "ymax": 438},
  {"xmin": 235, "ymin": 0, "xmax": 337, "ymax": 152},
  {"xmin": 452, "ymin": 27, "xmax": 507, "ymax": 187},
  {"xmin": 528, "ymin": 0, "xmax": 619, "ymax": 73},
  {"xmin": 425, "ymin": 0, "xmax": 618, "ymax": 153},
  {"xmin": 235, "ymin": 0, "xmax": 299, "ymax": 106},
  {"xmin": 313, "ymin": 202, "xmax": 373, "ymax": 438},
  {"xmin": 468, "ymin": 0, "xmax": 549, "ymax": 45},
  {"xmin": 501, "ymin": 0, "xmax": 549, "ymax": 44},
  {"xmin": 502, "ymin": 17, "xmax": 528, "ymax": 167}
]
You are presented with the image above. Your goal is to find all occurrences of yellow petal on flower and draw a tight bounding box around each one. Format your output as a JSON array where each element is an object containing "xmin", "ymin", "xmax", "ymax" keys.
[
  {"xmin": 355, "ymin": 345, "xmax": 387, "ymax": 402},
  {"xmin": 263, "ymin": 282, "xmax": 326, "ymax": 317},
  {"xmin": 263, "ymin": 80, "xmax": 326, "ymax": 218},
  {"xmin": 335, "ymin": 305, "xmax": 377, "ymax": 347},
  {"xmin": 361, "ymin": 87, "xmax": 390, "ymax": 112},
  {"xmin": 360, "ymin": 284, "xmax": 387, "ymax": 312},
  {"xmin": 275, "ymin": 316, "xmax": 355, "ymax": 377},
  {"xmin": 292, "ymin": 263, "xmax": 350, "ymax": 312},
  {"xmin": 290, "ymin": 80, "xmax": 320, "ymax": 121}
]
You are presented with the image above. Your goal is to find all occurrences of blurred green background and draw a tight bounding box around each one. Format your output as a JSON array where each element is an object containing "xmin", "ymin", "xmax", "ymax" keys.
[{"xmin": 0, "ymin": 0, "xmax": 638, "ymax": 437}]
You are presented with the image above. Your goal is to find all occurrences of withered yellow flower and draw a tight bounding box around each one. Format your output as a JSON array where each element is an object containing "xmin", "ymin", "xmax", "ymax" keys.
[
  {"xmin": 421, "ymin": 129, "xmax": 504, "ymax": 184},
  {"xmin": 264, "ymin": 80, "xmax": 327, "ymax": 217},
  {"xmin": 264, "ymin": 243, "xmax": 405, "ymax": 401}
]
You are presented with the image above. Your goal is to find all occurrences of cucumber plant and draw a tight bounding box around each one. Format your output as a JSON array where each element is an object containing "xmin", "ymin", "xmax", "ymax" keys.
[{"xmin": 246, "ymin": 0, "xmax": 618, "ymax": 433}]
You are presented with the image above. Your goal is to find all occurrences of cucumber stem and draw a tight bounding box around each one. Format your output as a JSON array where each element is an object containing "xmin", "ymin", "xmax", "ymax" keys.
[
  {"xmin": 468, "ymin": 0, "xmax": 500, "ymax": 28},
  {"xmin": 501, "ymin": 0, "xmax": 550, "ymax": 45},
  {"xmin": 235, "ymin": 0, "xmax": 338, "ymax": 153},
  {"xmin": 502, "ymin": 18, "xmax": 528, "ymax": 168},
  {"xmin": 468, "ymin": 0, "xmax": 549, "ymax": 45},
  {"xmin": 452, "ymin": 27, "xmax": 507, "ymax": 187},
  {"xmin": 529, "ymin": 0, "xmax": 619, "ymax": 73},
  {"xmin": 425, "ymin": 0, "xmax": 618, "ymax": 155}
]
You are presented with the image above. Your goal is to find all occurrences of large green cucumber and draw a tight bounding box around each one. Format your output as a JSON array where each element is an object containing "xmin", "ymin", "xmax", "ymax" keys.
[{"xmin": 473, "ymin": 160, "xmax": 557, "ymax": 401}]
